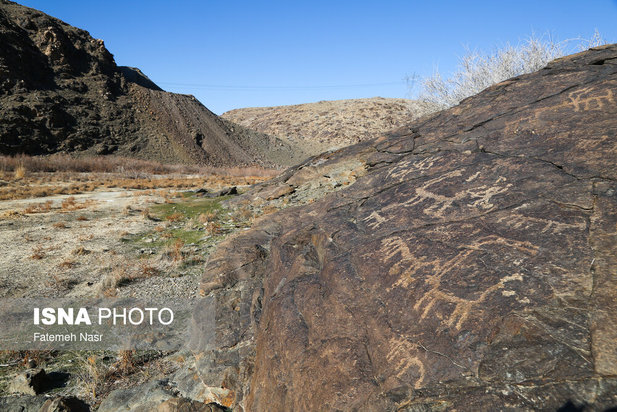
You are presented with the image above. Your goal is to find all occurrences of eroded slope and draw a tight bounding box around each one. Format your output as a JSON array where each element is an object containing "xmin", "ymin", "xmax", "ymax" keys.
[
  {"xmin": 222, "ymin": 97, "xmax": 437, "ymax": 155},
  {"xmin": 0, "ymin": 0, "xmax": 304, "ymax": 167}
]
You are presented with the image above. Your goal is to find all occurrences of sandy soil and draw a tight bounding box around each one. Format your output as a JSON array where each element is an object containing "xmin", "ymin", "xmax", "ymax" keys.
[{"xmin": 0, "ymin": 189, "xmax": 198, "ymax": 300}]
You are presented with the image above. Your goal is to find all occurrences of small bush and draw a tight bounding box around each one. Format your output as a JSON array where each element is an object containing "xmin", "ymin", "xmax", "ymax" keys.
[
  {"xmin": 30, "ymin": 245, "xmax": 45, "ymax": 260},
  {"xmin": 170, "ymin": 238, "xmax": 184, "ymax": 261},
  {"xmin": 166, "ymin": 212, "xmax": 184, "ymax": 222},
  {"xmin": 72, "ymin": 246, "xmax": 91, "ymax": 256},
  {"xmin": 13, "ymin": 164, "xmax": 26, "ymax": 179},
  {"xmin": 24, "ymin": 200, "xmax": 53, "ymax": 214},
  {"xmin": 417, "ymin": 31, "xmax": 607, "ymax": 109},
  {"xmin": 58, "ymin": 259, "xmax": 77, "ymax": 269},
  {"xmin": 198, "ymin": 211, "xmax": 217, "ymax": 224}
]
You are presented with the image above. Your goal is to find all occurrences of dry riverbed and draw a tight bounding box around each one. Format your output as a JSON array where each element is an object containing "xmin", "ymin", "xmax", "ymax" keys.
[{"xmin": 0, "ymin": 173, "xmax": 272, "ymax": 406}]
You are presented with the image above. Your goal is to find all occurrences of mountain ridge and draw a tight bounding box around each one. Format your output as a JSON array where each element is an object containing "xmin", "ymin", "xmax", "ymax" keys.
[
  {"xmin": 222, "ymin": 97, "xmax": 437, "ymax": 156},
  {"xmin": 0, "ymin": 0, "xmax": 306, "ymax": 167}
]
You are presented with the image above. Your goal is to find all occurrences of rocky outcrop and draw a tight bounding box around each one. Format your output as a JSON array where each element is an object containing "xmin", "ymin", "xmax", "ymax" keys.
[
  {"xmin": 222, "ymin": 98, "xmax": 437, "ymax": 156},
  {"xmin": 0, "ymin": 0, "xmax": 304, "ymax": 167},
  {"xmin": 8, "ymin": 368, "xmax": 49, "ymax": 395},
  {"xmin": 97, "ymin": 378, "xmax": 230, "ymax": 412},
  {"xmin": 39, "ymin": 396, "xmax": 89, "ymax": 412},
  {"xmin": 192, "ymin": 44, "xmax": 617, "ymax": 410}
]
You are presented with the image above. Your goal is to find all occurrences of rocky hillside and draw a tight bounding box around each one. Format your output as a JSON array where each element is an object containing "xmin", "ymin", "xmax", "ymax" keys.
[
  {"xmin": 173, "ymin": 45, "xmax": 616, "ymax": 410},
  {"xmin": 0, "ymin": 0, "xmax": 305, "ymax": 167},
  {"xmin": 222, "ymin": 97, "xmax": 437, "ymax": 155}
]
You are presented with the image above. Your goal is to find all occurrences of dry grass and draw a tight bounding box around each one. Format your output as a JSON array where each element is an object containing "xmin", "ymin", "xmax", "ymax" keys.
[
  {"xmin": 0, "ymin": 172, "xmax": 269, "ymax": 201},
  {"xmin": 416, "ymin": 31, "xmax": 607, "ymax": 108},
  {"xmin": 72, "ymin": 246, "xmax": 90, "ymax": 256},
  {"xmin": 61, "ymin": 197, "xmax": 96, "ymax": 211},
  {"xmin": 205, "ymin": 220, "xmax": 223, "ymax": 236},
  {"xmin": 53, "ymin": 221, "xmax": 67, "ymax": 229},
  {"xmin": 261, "ymin": 204, "xmax": 280, "ymax": 216},
  {"xmin": 166, "ymin": 212, "xmax": 184, "ymax": 222},
  {"xmin": 0, "ymin": 154, "xmax": 280, "ymax": 177},
  {"xmin": 0, "ymin": 154, "xmax": 279, "ymax": 201},
  {"xmin": 48, "ymin": 273, "xmax": 72, "ymax": 289},
  {"xmin": 234, "ymin": 205, "xmax": 255, "ymax": 223},
  {"xmin": 169, "ymin": 239, "xmax": 184, "ymax": 262},
  {"xmin": 30, "ymin": 245, "xmax": 45, "ymax": 260},
  {"xmin": 58, "ymin": 259, "xmax": 77, "ymax": 270},
  {"xmin": 13, "ymin": 164, "xmax": 26, "ymax": 179},
  {"xmin": 198, "ymin": 211, "xmax": 217, "ymax": 224},
  {"xmin": 115, "ymin": 350, "xmax": 136, "ymax": 376},
  {"xmin": 0, "ymin": 209, "xmax": 23, "ymax": 219},
  {"xmin": 23, "ymin": 200, "xmax": 53, "ymax": 214},
  {"xmin": 74, "ymin": 350, "xmax": 170, "ymax": 404},
  {"xmin": 100, "ymin": 259, "xmax": 162, "ymax": 296},
  {"xmin": 0, "ymin": 349, "xmax": 54, "ymax": 369},
  {"xmin": 138, "ymin": 262, "xmax": 159, "ymax": 277}
]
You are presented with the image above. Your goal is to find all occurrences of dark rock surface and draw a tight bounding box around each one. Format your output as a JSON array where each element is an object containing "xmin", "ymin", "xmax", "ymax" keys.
[
  {"xmin": 156, "ymin": 398, "xmax": 229, "ymax": 412},
  {"xmin": 0, "ymin": 0, "xmax": 304, "ymax": 167},
  {"xmin": 191, "ymin": 44, "xmax": 617, "ymax": 410},
  {"xmin": 0, "ymin": 394, "xmax": 47, "ymax": 411},
  {"xmin": 39, "ymin": 396, "xmax": 90, "ymax": 412}
]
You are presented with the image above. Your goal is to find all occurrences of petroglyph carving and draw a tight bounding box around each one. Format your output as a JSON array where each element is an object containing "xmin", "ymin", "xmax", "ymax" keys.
[
  {"xmin": 363, "ymin": 211, "xmax": 387, "ymax": 229},
  {"xmin": 385, "ymin": 156, "xmax": 440, "ymax": 182},
  {"xmin": 401, "ymin": 171, "xmax": 509, "ymax": 217},
  {"xmin": 465, "ymin": 171, "xmax": 481, "ymax": 182},
  {"xmin": 498, "ymin": 213, "xmax": 587, "ymax": 234},
  {"xmin": 386, "ymin": 337, "xmax": 426, "ymax": 387},
  {"xmin": 569, "ymin": 86, "xmax": 615, "ymax": 112},
  {"xmin": 379, "ymin": 234, "xmax": 536, "ymax": 329},
  {"xmin": 466, "ymin": 184, "xmax": 512, "ymax": 209},
  {"xmin": 412, "ymin": 156, "xmax": 439, "ymax": 172},
  {"xmin": 380, "ymin": 237, "xmax": 429, "ymax": 288}
]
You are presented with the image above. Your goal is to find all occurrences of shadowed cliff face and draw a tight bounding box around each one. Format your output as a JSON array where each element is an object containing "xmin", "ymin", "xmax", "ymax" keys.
[
  {"xmin": 0, "ymin": 0, "xmax": 305, "ymax": 167},
  {"xmin": 192, "ymin": 44, "xmax": 617, "ymax": 411}
]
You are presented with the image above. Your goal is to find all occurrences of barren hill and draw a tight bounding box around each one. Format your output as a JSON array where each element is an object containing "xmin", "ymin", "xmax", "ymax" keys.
[
  {"xmin": 222, "ymin": 97, "xmax": 437, "ymax": 155},
  {"xmin": 0, "ymin": 0, "xmax": 305, "ymax": 167},
  {"xmin": 177, "ymin": 45, "xmax": 617, "ymax": 410}
]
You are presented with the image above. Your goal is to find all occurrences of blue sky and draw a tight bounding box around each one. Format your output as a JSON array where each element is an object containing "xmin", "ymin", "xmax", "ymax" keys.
[{"xmin": 18, "ymin": 0, "xmax": 617, "ymax": 114}]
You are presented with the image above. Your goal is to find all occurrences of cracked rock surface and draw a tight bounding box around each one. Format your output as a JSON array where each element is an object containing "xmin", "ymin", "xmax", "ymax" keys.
[{"xmin": 190, "ymin": 44, "xmax": 617, "ymax": 411}]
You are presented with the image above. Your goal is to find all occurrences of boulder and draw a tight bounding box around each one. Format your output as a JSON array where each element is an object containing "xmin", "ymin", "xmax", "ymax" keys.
[
  {"xmin": 190, "ymin": 44, "xmax": 617, "ymax": 410},
  {"xmin": 39, "ymin": 396, "xmax": 90, "ymax": 412},
  {"xmin": 156, "ymin": 398, "xmax": 228, "ymax": 412},
  {"xmin": 8, "ymin": 368, "xmax": 48, "ymax": 396},
  {"xmin": 196, "ymin": 186, "xmax": 239, "ymax": 198},
  {"xmin": 0, "ymin": 395, "xmax": 47, "ymax": 411},
  {"xmin": 97, "ymin": 379, "xmax": 176, "ymax": 412}
]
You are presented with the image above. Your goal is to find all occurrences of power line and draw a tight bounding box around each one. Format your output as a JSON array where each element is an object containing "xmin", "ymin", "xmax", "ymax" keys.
[{"xmin": 157, "ymin": 80, "xmax": 404, "ymax": 90}]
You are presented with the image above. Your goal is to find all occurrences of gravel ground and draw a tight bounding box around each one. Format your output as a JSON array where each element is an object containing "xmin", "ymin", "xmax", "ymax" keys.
[{"xmin": 0, "ymin": 189, "xmax": 202, "ymax": 300}]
